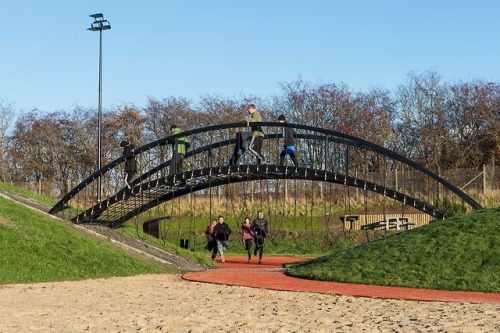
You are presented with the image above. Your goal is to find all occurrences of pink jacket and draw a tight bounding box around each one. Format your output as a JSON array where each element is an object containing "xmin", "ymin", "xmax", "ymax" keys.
[
  {"xmin": 206, "ymin": 224, "xmax": 216, "ymax": 241},
  {"xmin": 239, "ymin": 223, "xmax": 254, "ymax": 241}
]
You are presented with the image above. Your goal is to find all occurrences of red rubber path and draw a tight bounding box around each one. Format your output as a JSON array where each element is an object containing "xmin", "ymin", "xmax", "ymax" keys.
[{"xmin": 182, "ymin": 256, "xmax": 500, "ymax": 304}]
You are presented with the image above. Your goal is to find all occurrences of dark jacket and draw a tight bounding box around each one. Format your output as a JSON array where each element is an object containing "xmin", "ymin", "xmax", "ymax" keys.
[
  {"xmin": 283, "ymin": 126, "xmax": 296, "ymax": 147},
  {"xmin": 251, "ymin": 218, "xmax": 268, "ymax": 238},
  {"xmin": 214, "ymin": 222, "xmax": 232, "ymax": 241},
  {"xmin": 233, "ymin": 131, "xmax": 249, "ymax": 154},
  {"xmin": 123, "ymin": 143, "xmax": 137, "ymax": 174}
]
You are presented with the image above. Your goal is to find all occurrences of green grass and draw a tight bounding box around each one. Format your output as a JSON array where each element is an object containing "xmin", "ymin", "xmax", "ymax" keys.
[
  {"xmin": 0, "ymin": 196, "xmax": 169, "ymax": 284},
  {"xmin": 0, "ymin": 182, "xmax": 58, "ymax": 208},
  {"xmin": 286, "ymin": 207, "xmax": 500, "ymax": 293},
  {"xmin": 118, "ymin": 223, "xmax": 214, "ymax": 266}
]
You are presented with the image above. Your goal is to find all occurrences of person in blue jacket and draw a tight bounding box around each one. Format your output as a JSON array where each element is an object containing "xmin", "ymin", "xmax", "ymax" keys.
[{"xmin": 278, "ymin": 115, "xmax": 298, "ymax": 167}]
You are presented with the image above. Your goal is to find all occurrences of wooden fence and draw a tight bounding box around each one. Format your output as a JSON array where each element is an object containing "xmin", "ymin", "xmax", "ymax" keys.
[{"xmin": 340, "ymin": 213, "xmax": 434, "ymax": 230}]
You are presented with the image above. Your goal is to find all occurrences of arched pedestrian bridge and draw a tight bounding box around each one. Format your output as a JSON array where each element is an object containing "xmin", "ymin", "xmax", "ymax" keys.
[{"xmin": 49, "ymin": 122, "xmax": 482, "ymax": 229}]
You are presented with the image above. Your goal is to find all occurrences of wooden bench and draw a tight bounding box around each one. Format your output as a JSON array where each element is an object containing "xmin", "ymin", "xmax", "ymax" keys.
[
  {"xmin": 360, "ymin": 218, "xmax": 415, "ymax": 231},
  {"xmin": 384, "ymin": 217, "xmax": 416, "ymax": 230},
  {"xmin": 360, "ymin": 221, "xmax": 386, "ymax": 230}
]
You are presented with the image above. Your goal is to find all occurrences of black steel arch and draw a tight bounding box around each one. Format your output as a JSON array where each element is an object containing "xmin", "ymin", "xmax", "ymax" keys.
[
  {"xmin": 73, "ymin": 165, "xmax": 448, "ymax": 228},
  {"xmin": 50, "ymin": 122, "xmax": 483, "ymax": 223}
]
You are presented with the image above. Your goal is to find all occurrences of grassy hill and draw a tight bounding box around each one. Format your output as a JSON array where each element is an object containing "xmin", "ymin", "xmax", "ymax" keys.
[
  {"xmin": 1, "ymin": 181, "xmax": 498, "ymax": 292},
  {"xmin": 0, "ymin": 194, "xmax": 169, "ymax": 284},
  {"xmin": 286, "ymin": 207, "xmax": 500, "ymax": 293}
]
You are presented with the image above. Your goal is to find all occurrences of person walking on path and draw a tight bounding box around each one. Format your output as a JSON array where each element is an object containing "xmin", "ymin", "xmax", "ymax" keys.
[
  {"xmin": 120, "ymin": 140, "xmax": 138, "ymax": 189},
  {"xmin": 168, "ymin": 125, "xmax": 189, "ymax": 176},
  {"xmin": 251, "ymin": 211, "xmax": 269, "ymax": 264},
  {"xmin": 205, "ymin": 219, "xmax": 217, "ymax": 253},
  {"xmin": 245, "ymin": 104, "xmax": 266, "ymax": 165},
  {"xmin": 229, "ymin": 127, "xmax": 250, "ymax": 166},
  {"xmin": 212, "ymin": 215, "xmax": 232, "ymax": 263},
  {"xmin": 239, "ymin": 217, "xmax": 255, "ymax": 262},
  {"xmin": 277, "ymin": 115, "xmax": 298, "ymax": 167}
]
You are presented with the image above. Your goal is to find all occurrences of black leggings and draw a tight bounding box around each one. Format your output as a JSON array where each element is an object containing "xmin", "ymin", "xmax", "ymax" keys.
[
  {"xmin": 253, "ymin": 236, "xmax": 265, "ymax": 259},
  {"xmin": 244, "ymin": 239, "xmax": 253, "ymax": 259}
]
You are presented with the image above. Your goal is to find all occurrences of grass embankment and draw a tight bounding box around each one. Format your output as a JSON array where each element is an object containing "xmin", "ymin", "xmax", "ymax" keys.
[
  {"xmin": 119, "ymin": 223, "xmax": 214, "ymax": 266},
  {"xmin": 0, "ymin": 182, "xmax": 58, "ymax": 208},
  {"xmin": 286, "ymin": 207, "xmax": 500, "ymax": 293},
  {"xmin": 0, "ymin": 195, "xmax": 169, "ymax": 284}
]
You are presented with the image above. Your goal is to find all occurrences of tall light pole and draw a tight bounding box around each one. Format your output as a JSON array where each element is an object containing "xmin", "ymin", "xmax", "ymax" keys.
[{"xmin": 88, "ymin": 13, "xmax": 111, "ymax": 203}]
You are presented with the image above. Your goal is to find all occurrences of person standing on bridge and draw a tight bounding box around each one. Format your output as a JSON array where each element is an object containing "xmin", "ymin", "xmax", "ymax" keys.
[
  {"xmin": 245, "ymin": 104, "xmax": 266, "ymax": 165},
  {"xmin": 251, "ymin": 211, "xmax": 269, "ymax": 264},
  {"xmin": 120, "ymin": 140, "xmax": 138, "ymax": 189},
  {"xmin": 229, "ymin": 127, "xmax": 250, "ymax": 166},
  {"xmin": 277, "ymin": 115, "xmax": 298, "ymax": 167},
  {"xmin": 212, "ymin": 215, "xmax": 232, "ymax": 263},
  {"xmin": 168, "ymin": 125, "xmax": 189, "ymax": 176},
  {"xmin": 239, "ymin": 217, "xmax": 255, "ymax": 262}
]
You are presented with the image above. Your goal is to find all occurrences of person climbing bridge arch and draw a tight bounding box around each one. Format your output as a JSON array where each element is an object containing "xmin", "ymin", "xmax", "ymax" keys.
[
  {"xmin": 245, "ymin": 104, "xmax": 266, "ymax": 165},
  {"xmin": 277, "ymin": 115, "xmax": 298, "ymax": 167},
  {"xmin": 168, "ymin": 124, "xmax": 189, "ymax": 176},
  {"xmin": 229, "ymin": 126, "xmax": 250, "ymax": 166},
  {"xmin": 120, "ymin": 140, "xmax": 137, "ymax": 189}
]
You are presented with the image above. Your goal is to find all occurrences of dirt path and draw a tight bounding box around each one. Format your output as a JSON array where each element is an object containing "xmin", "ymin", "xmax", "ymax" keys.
[{"xmin": 184, "ymin": 256, "xmax": 500, "ymax": 304}]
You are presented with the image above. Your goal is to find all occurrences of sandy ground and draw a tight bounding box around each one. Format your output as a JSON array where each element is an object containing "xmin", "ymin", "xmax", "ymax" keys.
[{"xmin": 0, "ymin": 274, "xmax": 498, "ymax": 333}]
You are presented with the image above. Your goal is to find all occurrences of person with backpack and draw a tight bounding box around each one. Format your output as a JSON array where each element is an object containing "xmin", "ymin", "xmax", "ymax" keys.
[
  {"xmin": 212, "ymin": 215, "xmax": 232, "ymax": 263},
  {"xmin": 251, "ymin": 211, "xmax": 269, "ymax": 264},
  {"xmin": 239, "ymin": 217, "xmax": 255, "ymax": 262}
]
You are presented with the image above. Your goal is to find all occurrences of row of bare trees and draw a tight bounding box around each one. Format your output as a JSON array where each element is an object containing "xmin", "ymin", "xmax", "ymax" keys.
[{"xmin": 0, "ymin": 71, "xmax": 498, "ymax": 197}]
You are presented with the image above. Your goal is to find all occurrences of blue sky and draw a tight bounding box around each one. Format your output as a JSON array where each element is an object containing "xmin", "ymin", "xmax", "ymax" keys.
[{"xmin": 1, "ymin": 1, "xmax": 499, "ymax": 113}]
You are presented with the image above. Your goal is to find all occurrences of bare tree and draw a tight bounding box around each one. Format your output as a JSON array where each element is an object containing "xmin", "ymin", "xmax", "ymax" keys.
[
  {"xmin": 0, "ymin": 100, "xmax": 15, "ymax": 182},
  {"xmin": 143, "ymin": 97, "xmax": 193, "ymax": 142},
  {"xmin": 8, "ymin": 111, "xmax": 56, "ymax": 193},
  {"xmin": 396, "ymin": 71, "xmax": 447, "ymax": 172},
  {"xmin": 444, "ymin": 81, "xmax": 500, "ymax": 169}
]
